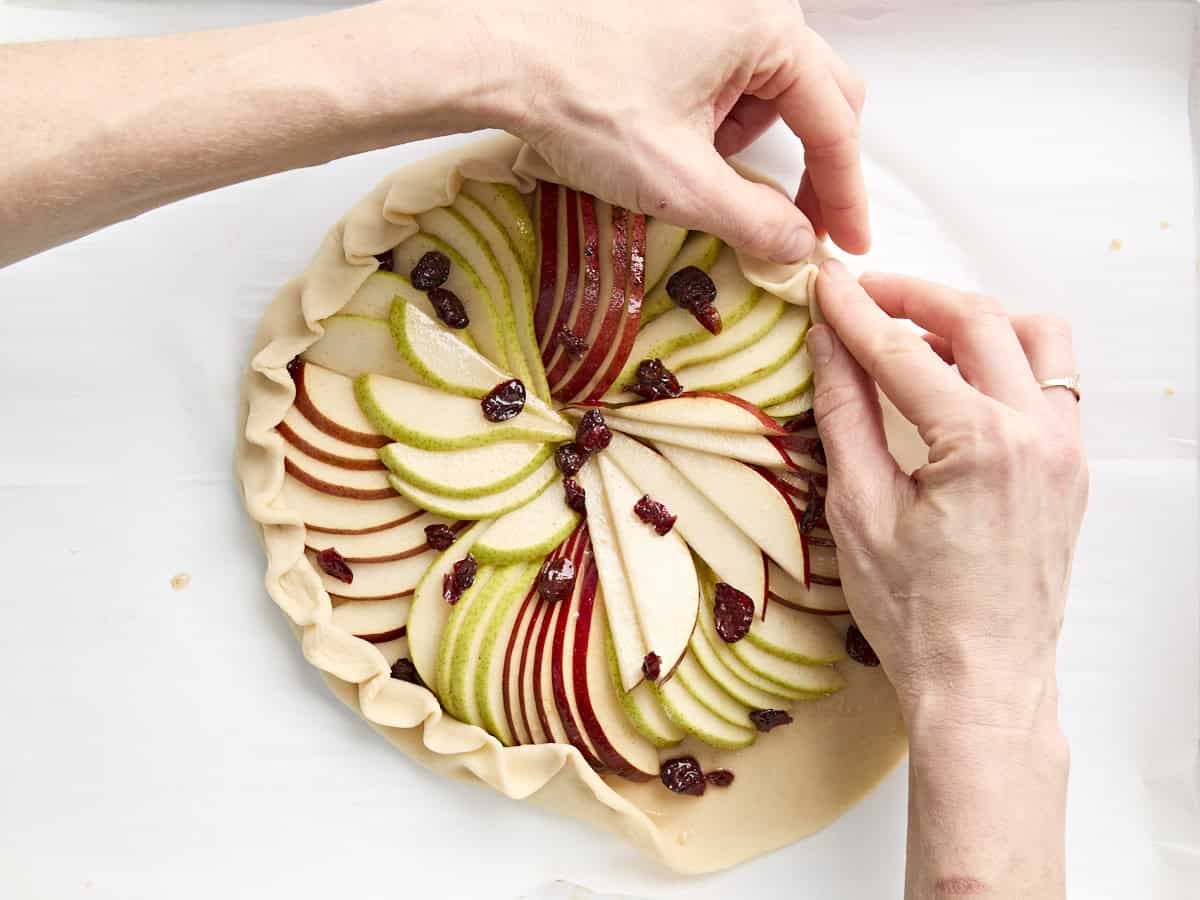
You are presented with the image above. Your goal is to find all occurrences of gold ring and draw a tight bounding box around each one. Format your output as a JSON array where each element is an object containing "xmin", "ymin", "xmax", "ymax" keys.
[{"xmin": 1037, "ymin": 374, "xmax": 1081, "ymax": 402}]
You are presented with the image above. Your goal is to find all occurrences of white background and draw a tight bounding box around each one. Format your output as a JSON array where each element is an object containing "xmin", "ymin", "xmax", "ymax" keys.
[{"xmin": 0, "ymin": 1, "xmax": 1196, "ymax": 898}]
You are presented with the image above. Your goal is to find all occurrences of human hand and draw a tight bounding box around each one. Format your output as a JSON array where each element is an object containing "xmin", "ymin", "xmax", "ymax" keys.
[
  {"xmin": 485, "ymin": 0, "xmax": 867, "ymax": 262},
  {"xmin": 808, "ymin": 261, "xmax": 1087, "ymax": 734}
]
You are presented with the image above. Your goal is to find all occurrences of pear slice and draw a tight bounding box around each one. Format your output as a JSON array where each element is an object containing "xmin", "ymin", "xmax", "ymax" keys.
[
  {"xmin": 597, "ymin": 393, "xmax": 786, "ymax": 435},
  {"xmin": 731, "ymin": 345, "xmax": 814, "ymax": 409},
  {"xmin": 406, "ymin": 519, "xmax": 492, "ymax": 692},
  {"xmin": 640, "ymin": 232, "xmax": 723, "ymax": 323},
  {"xmin": 355, "ymin": 373, "xmax": 571, "ymax": 450},
  {"xmin": 392, "ymin": 232, "xmax": 507, "ymax": 368},
  {"xmin": 282, "ymin": 443, "xmax": 395, "ymax": 500},
  {"xmin": 278, "ymin": 407, "xmax": 383, "ymax": 467},
  {"xmin": 643, "ymin": 219, "xmax": 689, "ymax": 295},
  {"xmin": 676, "ymin": 306, "xmax": 810, "ymax": 393},
  {"xmin": 529, "ymin": 571, "xmax": 572, "ymax": 746},
  {"xmin": 280, "ymin": 475, "xmax": 418, "ymax": 534},
  {"xmin": 302, "ymin": 314, "xmax": 417, "ymax": 382},
  {"xmin": 341, "ymin": 272, "xmax": 477, "ymax": 352},
  {"xmin": 310, "ymin": 546, "xmax": 437, "ymax": 600},
  {"xmin": 330, "ymin": 595, "xmax": 411, "ymax": 643},
  {"xmin": 695, "ymin": 588, "xmax": 807, "ymax": 700},
  {"xmin": 673, "ymin": 652, "xmax": 754, "ymax": 728},
  {"xmin": 767, "ymin": 560, "xmax": 849, "ymax": 615},
  {"xmin": 605, "ymin": 433, "xmax": 765, "ymax": 608},
  {"xmin": 664, "ymin": 292, "xmax": 785, "ymax": 372},
  {"xmin": 471, "ymin": 485, "xmax": 580, "ymax": 565},
  {"xmin": 379, "ymin": 438, "xmax": 550, "ymax": 500},
  {"xmin": 597, "ymin": 454, "xmax": 698, "ymax": 685},
  {"xmin": 436, "ymin": 564, "xmax": 496, "ymax": 720},
  {"xmin": 501, "ymin": 569, "xmax": 545, "ymax": 744},
  {"xmin": 688, "ymin": 621, "xmax": 793, "ymax": 710},
  {"xmin": 474, "ymin": 560, "xmax": 543, "ymax": 745},
  {"xmin": 607, "ymin": 630, "xmax": 685, "ymax": 747},
  {"xmin": 655, "ymin": 442, "xmax": 808, "ymax": 585},
  {"xmin": 459, "ymin": 180, "xmax": 537, "ymax": 273},
  {"xmin": 743, "ymin": 597, "xmax": 847, "ymax": 664},
  {"xmin": 305, "ymin": 512, "xmax": 451, "ymax": 562},
  {"xmin": 532, "ymin": 183, "xmax": 576, "ymax": 359},
  {"xmin": 764, "ymin": 388, "xmax": 814, "ymax": 421},
  {"xmin": 542, "ymin": 191, "xmax": 606, "ymax": 391},
  {"xmin": 387, "ymin": 457, "xmax": 557, "ymax": 520},
  {"xmin": 730, "ymin": 635, "xmax": 845, "ymax": 695},
  {"xmin": 655, "ymin": 660, "xmax": 756, "ymax": 750},
  {"xmin": 599, "ymin": 413, "xmax": 792, "ymax": 468},
  {"xmin": 290, "ymin": 361, "xmax": 388, "ymax": 449}
]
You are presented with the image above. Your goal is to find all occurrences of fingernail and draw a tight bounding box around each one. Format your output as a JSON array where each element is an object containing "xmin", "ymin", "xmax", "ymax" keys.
[
  {"xmin": 821, "ymin": 258, "xmax": 852, "ymax": 280},
  {"xmin": 772, "ymin": 227, "xmax": 816, "ymax": 264},
  {"xmin": 807, "ymin": 324, "xmax": 834, "ymax": 366}
]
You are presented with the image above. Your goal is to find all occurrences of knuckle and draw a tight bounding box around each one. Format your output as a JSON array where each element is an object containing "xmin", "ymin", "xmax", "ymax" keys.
[
  {"xmin": 1025, "ymin": 313, "xmax": 1073, "ymax": 344},
  {"xmin": 812, "ymin": 377, "xmax": 862, "ymax": 426},
  {"xmin": 845, "ymin": 72, "xmax": 867, "ymax": 113}
]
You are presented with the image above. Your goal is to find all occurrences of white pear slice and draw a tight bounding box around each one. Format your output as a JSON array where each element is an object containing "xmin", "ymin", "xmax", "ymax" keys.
[
  {"xmin": 278, "ymin": 407, "xmax": 382, "ymax": 466},
  {"xmin": 764, "ymin": 388, "xmax": 814, "ymax": 420},
  {"xmin": 663, "ymin": 292, "xmax": 785, "ymax": 371},
  {"xmin": 387, "ymin": 457, "xmax": 557, "ymax": 520},
  {"xmin": 330, "ymin": 595, "xmax": 411, "ymax": 642},
  {"xmin": 474, "ymin": 560, "xmax": 543, "ymax": 745},
  {"xmin": 392, "ymin": 232, "xmax": 507, "ymax": 367},
  {"xmin": 576, "ymin": 461, "xmax": 647, "ymax": 691},
  {"xmin": 459, "ymin": 180, "xmax": 537, "ymax": 273},
  {"xmin": 436, "ymin": 564, "xmax": 496, "ymax": 720},
  {"xmin": 305, "ymin": 512, "xmax": 450, "ymax": 562},
  {"xmin": 379, "ymin": 438, "xmax": 550, "ymax": 500},
  {"xmin": 302, "ymin": 314, "xmax": 416, "ymax": 382},
  {"xmin": 598, "ymin": 394, "xmax": 785, "ymax": 435},
  {"xmin": 731, "ymin": 345, "xmax": 814, "ymax": 409},
  {"xmin": 597, "ymin": 455, "xmax": 699, "ymax": 684},
  {"xmin": 640, "ymin": 232, "xmax": 723, "ymax": 323},
  {"xmin": 282, "ymin": 443, "xmax": 394, "ymax": 498},
  {"xmin": 673, "ymin": 652, "xmax": 754, "ymax": 728},
  {"xmin": 730, "ymin": 635, "xmax": 845, "ymax": 695},
  {"xmin": 655, "ymin": 662, "xmax": 756, "ymax": 750},
  {"xmin": 605, "ymin": 433, "xmax": 765, "ymax": 607},
  {"xmin": 607, "ymin": 631, "xmax": 685, "ymax": 747},
  {"xmin": 656, "ymin": 442, "xmax": 809, "ymax": 585},
  {"xmin": 291, "ymin": 361, "xmax": 386, "ymax": 447},
  {"xmin": 688, "ymin": 624, "xmax": 793, "ymax": 710},
  {"xmin": 676, "ymin": 306, "xmax": 810, "ymax": 393},
  {"xmin": 743, "ymin": 599, "xmax": 847, "ymax": 664},
  {"xmin": 643, "ymin": 219, "xmax": 689, "ymax": 295},
  {"xmin": 471, "ymin": 486, "xmax": 580, "ymax": 565},
  {"xmin": 373, "ymin": 635, "xmax": 409, "ymax": 668},
  {"xmin": 280, "ymin": 476, "xmax": 418, "ymax": 534},
  {"xmin": 310, "ymin": 547, "xmax": 437, "ymax": 600},
  {"xmin": 341, "ymin": 272, "xmax": 476, "ymax": 354},
  {"xmin": 695, "ymin": 592, "xmax": 806, "ymax": 700},
  {"xmin": 355, "ymin": 373, "xmax": 572, "ymax": 450},
  {"xmin": 767, "ymin": 560, "xmax": 849, "ymax": 615},
  {"xmin": 599, "ymin": 413, "xmax": 790, "ymax": 468}
]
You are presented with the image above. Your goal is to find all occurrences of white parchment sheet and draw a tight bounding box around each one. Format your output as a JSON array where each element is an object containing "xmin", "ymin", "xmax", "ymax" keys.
[{"xmin": 0, "ymin": 1, "xmax": 1195, "ymax": 898}]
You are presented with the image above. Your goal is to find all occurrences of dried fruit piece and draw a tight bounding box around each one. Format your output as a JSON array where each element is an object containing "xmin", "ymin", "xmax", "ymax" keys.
[
  {"xmin": 624, "ymin": 358, "xmax": 682, "ymax": 401},
  {"xmin": 424, "ymin": 523, "xmax": 457, "ymax": 551},
  {"xmin": 666, "ymin": 265, "xmax": 717, "ymax": 310},
  {"xmin": 428, "ymin": 287, "xmax": 469, "ymax": 329},
  {"xmin": 442, "ymin": 554, "xmax": 478, "ymax": 605},
  {"xmin": 538, "ymin": 557, "xmax": 576, "ymax": 603},
  {"xmin": 316, "ymin": 547, "xmax": 353, "ymax": 584},
  {"xmin": 554, "ymin": 441, "xmax": 588, "ymax": 477},
  {"xmin": 642, "ymin": 651, "xmax": 662, "ymax": 682},
  {"xmin": 800, "ymin": 493, "xmax": 826, "ymax": 535},
  {"xmin": 691, "ymin": 301, "xmax": 723, "ymax": 335},
  {"xmin": 375, "ymin": 249, "xmax": 394, "ymax": 272},
  {"xmin": 749, "ymin": 709, "xmax": 794, "ymax": 733},
  {"xmin": 712, "ymin": 582, "xmax": 755, "ymax": 643},
  {"xmin": 390, "ymin": 658, "xmax": 424, "ymax": 686},
  {"xmin": 410, "ymin": 250, "xmax": 451, "ymax": 290},
  {"xmin": 557, "ymin": 327, "xmax": 587, "ymax": 360},
  {"xmin": 563, "ymin": 477, "xmax": 587, "ymax": 514},
  {"xmin": 660, "ymin": 756, "xmax": 706, "ymax": 796},
  {"xmin": 705, "ymin": 769, "xmax": 735, "ymax": 788},
  {"xmin": 575, "ymin": 408, "xmax": 612, "ymax": 453},
  {"xmin": 633, "ymin": 494, "xmax": 677, "ymax": 536},
  {"xmin": 481, "ymin": 379, "xmax": 527, "ymax": 422},
  {"xmin": 846, "ymin": 624, "xmax": 880, "ymax": 667}
]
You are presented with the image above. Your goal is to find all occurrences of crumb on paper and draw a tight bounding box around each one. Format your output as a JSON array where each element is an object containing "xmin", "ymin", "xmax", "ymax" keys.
[
  {"xmin": 1109, "ymin": 239, "xmax": 1124, "ymax": 252},
  {"xmin": 170, "ymin": 573, "xmax": 192, "ymax": 591},
  {"xmin": 1160, "ymin": 220, "xmax": 1170, "ymax": 231},
  {"xmin": 1164, "ymin": 386, "xmax": 1176, "ymax": 398},
  {"xmin": 676, "ymin": 829, "xmax": 691, "ymax": 846}
]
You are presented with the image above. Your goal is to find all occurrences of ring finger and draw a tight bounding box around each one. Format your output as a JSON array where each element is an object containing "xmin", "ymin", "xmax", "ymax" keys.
[{"xmin": 1011, "ymin": 314, "xmax": 1081, "ymax": 425}]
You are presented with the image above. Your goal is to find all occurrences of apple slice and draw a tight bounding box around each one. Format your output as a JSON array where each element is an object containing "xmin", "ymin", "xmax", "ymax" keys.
[
  {"xmin": 341, "ymin": 272, "xmax": 476, "ymax": 352},
  {"xmin": 282, "ymin": 443, "xmax": 395, "ymax": 500},
  {"xmin": 743, "ymin": 594, "xmax": 847, "ymax": 664},
  {"xmin": 302, "ymin": 314, "xmax": 417, "ymax": 382},
  {"xmin": 642, "ymin": 218, "xmax": 689, "ymax": 295},
  {"xmin": 675, "ymin": 306, "xmax": 809, "ymax": 393},
  {"xmin": 576, "ymin": 461, "xmax": 647, "ymax": 692},
  {"xmin": 471, "ymin": 485, "xmax": 580, "ymax": 565},
  {"xmin": 767, "ymin": 560, "xmax": 849, "ymax": 615},
  {"xmin": 436, "ymin": 564, "xmax": 497, "ymax": 720},
  {"xmin": 599, "ymin": 413, "xmax": 793, "ymax": 468},
  {"xmin": 387, "ymin": 457, "xmax": 557, "ymax": 520},
  {"xmin": 656, "ymin": 442, "xmax": 809, "ymax": 585},
  {"xmin": 355, "ymin": 373, "xmax": 572, "ymax": 449},
  {"xmin": 305, "ymin": 512, "xmax": 453, "ymax": 562},
  {"xmin": 662, "ymin": 292, "xmax": 785, "ymax": 372},
  {"xmin": 640, "ymin": 232, "xmax": 723, "ymax": 323},
  {"xmin": 597, "ymin": 454, "xmax": 698, "ymax": 684},
  {"xmin": 607, "ymin": 631, "xmax": 685, "ymax": 747},
  {"xmin": 405, "ymin": 519, "xmax": 493, "ymax": 692},
  {"xmin": 764, "ymin": 388, "xmax": 814, "ymax": 421},
  {"xmin": 655, "ymin": 659, "xmax": 756, "ymax": 750},
  {"xmin": 290, "ymin": 360, "xmax": 388, "ymax": 449},
  {"xmin": 280, "ymin": 475, "xmax": 419, "ymax": 534},
  {"xmin": 598, "ymin": 393, "xmax": 786, "ymax": 435},
  {"xmin": 310, "ymin": 546, "xmax": 437, "ymax": 601},
  {"xmin": 277, "ymin": 407, "xmax": 383, "ymax": 468},
  {"xmin": 331, "ymin": 595, "xmax": 411, "ymax": 643},
  {"xmin": 687, "ymin": 623, "xmax": 793, "ymax": 710},
  {"xmin": 605, "ymin": 433, "xmax": 765, "ymax": 609},
  {"xmin": 474, "ymin": 560, "xmax": 543, "ymax": 746},
  {"xmin": 542, "ymin": 189, "xmax": 596, "ymax": 384},
  {"xmin": 392, "ymin": 232, "xmax": 507, "ymax": 368},
  {"xmin": 459, "ymin": 179, "xmax": 537, "ymax": 274},
  {"xmin": 695, "ymin": 590, "xmax": 808, "ymax": 700},
  {"xmin": 379, "ymin": 438, "xmax": 551, "ymax": 499},
  {"xmin": 731, "ymin": 345, "xmax": 814, "ymax": 409},
  {"xmin": 730, "ymin": 635, "xmax": 845, "ymax": 695}
]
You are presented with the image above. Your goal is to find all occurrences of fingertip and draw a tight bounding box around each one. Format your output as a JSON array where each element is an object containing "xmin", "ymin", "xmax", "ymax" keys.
[{"xmin": 807, "ymin": 323, "xmax": 834, "ymax": 367}]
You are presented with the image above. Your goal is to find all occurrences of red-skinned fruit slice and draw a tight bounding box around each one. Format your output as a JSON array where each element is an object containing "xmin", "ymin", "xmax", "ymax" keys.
[
  {"xmin": 544, "ymin": 191, "xmax": 599, "ymax": 383},
  {"xmin": 583, "ymin": 210, "xmax": 648, "ymax": 402},
  {"xmin": 289, "ymin": 359, "xmax": 389, "ymax": 449},
  {"xmin": 533, "ymin": 183, "xmax": 562, "ymax": 343}
]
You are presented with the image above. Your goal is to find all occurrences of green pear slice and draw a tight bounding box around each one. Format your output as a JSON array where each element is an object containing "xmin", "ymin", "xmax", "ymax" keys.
[
  {"xmin": 731, "ymin": 345, "xmax": 814, "ymax": 409},
  {"xmin": 767, "ymin": 560, "xmax": 849, "ymax": 615},
  {"xmin": 459, "ymin": 180, "xmax": 537, "ymax": 273},
  {"xmin": 664, "ymin": 292, "xmax": 786, "ymax": 372},
  {"xmin": 279, "ymin": 406, "xmax": 382, "ymax": 466},
  {"xmin": 471, "ymin": 486, "xmax": 580, "ymax": 565},
  {"xmin": 309, "ymin": 546, "xmax": 437, "ymax": 600},
  {"xmin": 355, "ymin": 373, "xmax": 572, "ymax": 450},
  {"xmin": 576, "ymin": 461, "xmax": 647, "ymax": 692},
  {"xmin": 656, "ymin": 442, "xmax": 809, "ymax": 585},
  {"xmin": 436, "ymin": 564, "xmax": 496, "ymax": 720},
  {"xmin": 655, "ymin": 664, "xmax": 756, "ymax": 750},
  {"xmin": 743, "ymin": 599, "xmax": 847, "ymax": 664},
  {"xmin": 341, "ymin": 272, "xmax": 473, "ymax": 349},
  {"xmin": 392, "ymin": 232, "xmax": 507, "ymax": 367},
  {"xmin": 379, "ymin": 438, "xmax": 550, "ymax": 500},
  {"xmin": 695, "ymin": 589, "xmax": 806, "ymax": 700},
  {"xmin": 281, "ymin": 475, "xmax": 418, "ymax": 533},
  {"xmin": 605, "ymin": 433, "xmax": 765, "ymax": 607},
  {"xmin": 599, "ymin": 413, "xmax": 790, "ymax": 468},
  {"xmin": 330, "ymin": 595, "xmax": 411, "ymax": 643},
  {"xmin": 475, "ymin": 560, "xmax": 542, "ymax": 745},
  {"xmin": 640, "ymin": 232, "xmax": 723, "ymax": 323},
  {"xmin": 282, "ymin": 443, "xmax": 394, "ymax": 498},
  {"xmin": 598, "ymin": 394, "xmax": 785, "ymax": 435},
  {"xmin": 387, "ymin": 457, "xmax": 557, "ymax": 520},
  {"xmin": 688, "ymin": 621, "xmax": 793, "ymax": 709},
  {"xmin": 730, "ymin": 633, "xmax": 845, "ymax": 695},
  {"xmin": 596, "ymin": 454, "xmax": 699, "ymax": 685},
  {"xmin": 607, "ymin": 630, "xmax": 685, "ymax": 747},
  {"xmin": 407, "ymin": 519, "xmax": 493, "ymax": 692},
  {"xmin": 643, "ymin": 219, "xmax": 689, "ymax": 295},
  {"xmin": 676, "ymin": 306, "xmax": 809, "ymax": 393},
  {"xmin": 302, "ymin": 314, "xmax": 416, "ymax": 382},
  {"xmin": 764, "ymin": 388, "xmax": 814, "ymax": 420},
  {"xmin": 304, "ymin": 511, "xmax": 450, "ymax": 562},
  {"xmin": 673, "ymin": 652, "xmax": 753, "ymax": 728}
]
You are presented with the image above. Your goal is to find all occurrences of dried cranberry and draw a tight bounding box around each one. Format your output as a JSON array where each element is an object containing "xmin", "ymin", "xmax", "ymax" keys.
[
  {"xmin": 705, "ymin": 769, "xmax": 735, "ymax": 788},
  {"xmin": 749, "ymin": 709, "xmax": 794, "ymax": 733},
  {"xmin": 481, "ymin": 379, "xmax": 526, "ymax": 422},
  {"xmin": 666, "ymin": 266, "xmax": 717, "ymax": 310},
  {"xmin": 846, "ymin": 624, "xmax": 880, "ymax": 667},
  {"xmin": 712, "ymin": 583, "xmax": 755, "ymax": 643},
  {"xmin": 375, "ymin": 249, "xmax": 394, "ymax": 272},
  {"xmin": 443, "ymin": 554, "xmax": 478, "ymax": 604},
  {"xmin": 390, "ymin": 658, "xmax": 424, "ymax": 686},
  {"xmin": 633, "ymin": 494, "xmax": 677, "ymax": 536},
  {"xmin": 410, "ymin": 250, "xmax": 451, "ymax": 290},
  {"xmin": 316, "ymin": 547, "xmax": 353, "ymax": 584},
  {"xmin": 428, "ymin": 287, "xmax": 469, "ymax": 329},
  {"xmin": 554, "ymin": 442, "xmax": 588, "ymax": 477},
  {"xmin": 424, "ymin": 523, "xmax": 457, "ymax": 552},
  {"xmin": 691, "ymin": 301, "xmax": 723, "ymax": 335},
  {"xmin": 660, "ymin": 756, "xmax": 706, "ymax": 796},
  {"xmin": 575, "ymin": 408, "xmax": 612, "ymax": 453},
  {"xmin": 538, "ymin": 557, "xmax": 576, "ymax": 603},
  {"xmin": 557, "ymin": 327, "xmax": 587, "ymax": 360},
  {"xmin": 624, "ymin": 358, "xmax": 682, "ymax": 401},
  {"xmin": 563, "ymin": 477, "xmax": 587, "ymax": 514},
  {"xmin": 642, "ymin": 652, "xmax": 662, "ymax": 682}
]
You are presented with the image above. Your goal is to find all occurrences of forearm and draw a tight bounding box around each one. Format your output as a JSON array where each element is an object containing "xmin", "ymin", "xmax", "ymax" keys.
[{"xmin": 0, "ymin": 1, "xmax": 515, "ymax": 266}]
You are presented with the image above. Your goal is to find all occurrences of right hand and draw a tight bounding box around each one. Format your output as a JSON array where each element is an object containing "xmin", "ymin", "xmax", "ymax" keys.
[{"xmin": 808, "ymin": 260, "xmax": 1088, "ymax": 734}]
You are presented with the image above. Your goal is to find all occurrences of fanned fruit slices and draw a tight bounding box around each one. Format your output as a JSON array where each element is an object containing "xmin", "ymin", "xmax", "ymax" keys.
[{"xmin": 276, "ymin": 178, "xmax": 872, "ymax": 797}]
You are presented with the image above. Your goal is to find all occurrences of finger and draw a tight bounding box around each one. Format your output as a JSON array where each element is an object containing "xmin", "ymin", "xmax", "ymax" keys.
[
  {"xmin": 1011, "ymin": 314, "xmax": 1080, "ymax": 424},
  {"xmin": 817, "ymin": 259, "xmax": 976, "ymax": 436},
  {"xmin": 807, "ymin": 31, "xmax": 866, "ymax": 117},
  {"xmin": 795, "ymin": 169, "xmax": 826, "ymax": 241},
  {"xmin": 922, "ymin": 331, "xmax": 954, "ymax": 364},
  {"xmin": 715, "ymin": 95, "xmax": 780, "ymax": 157},
  {"xmin": 858, "ymin": 272, "xmax": 1043, "ymax": 412}
]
